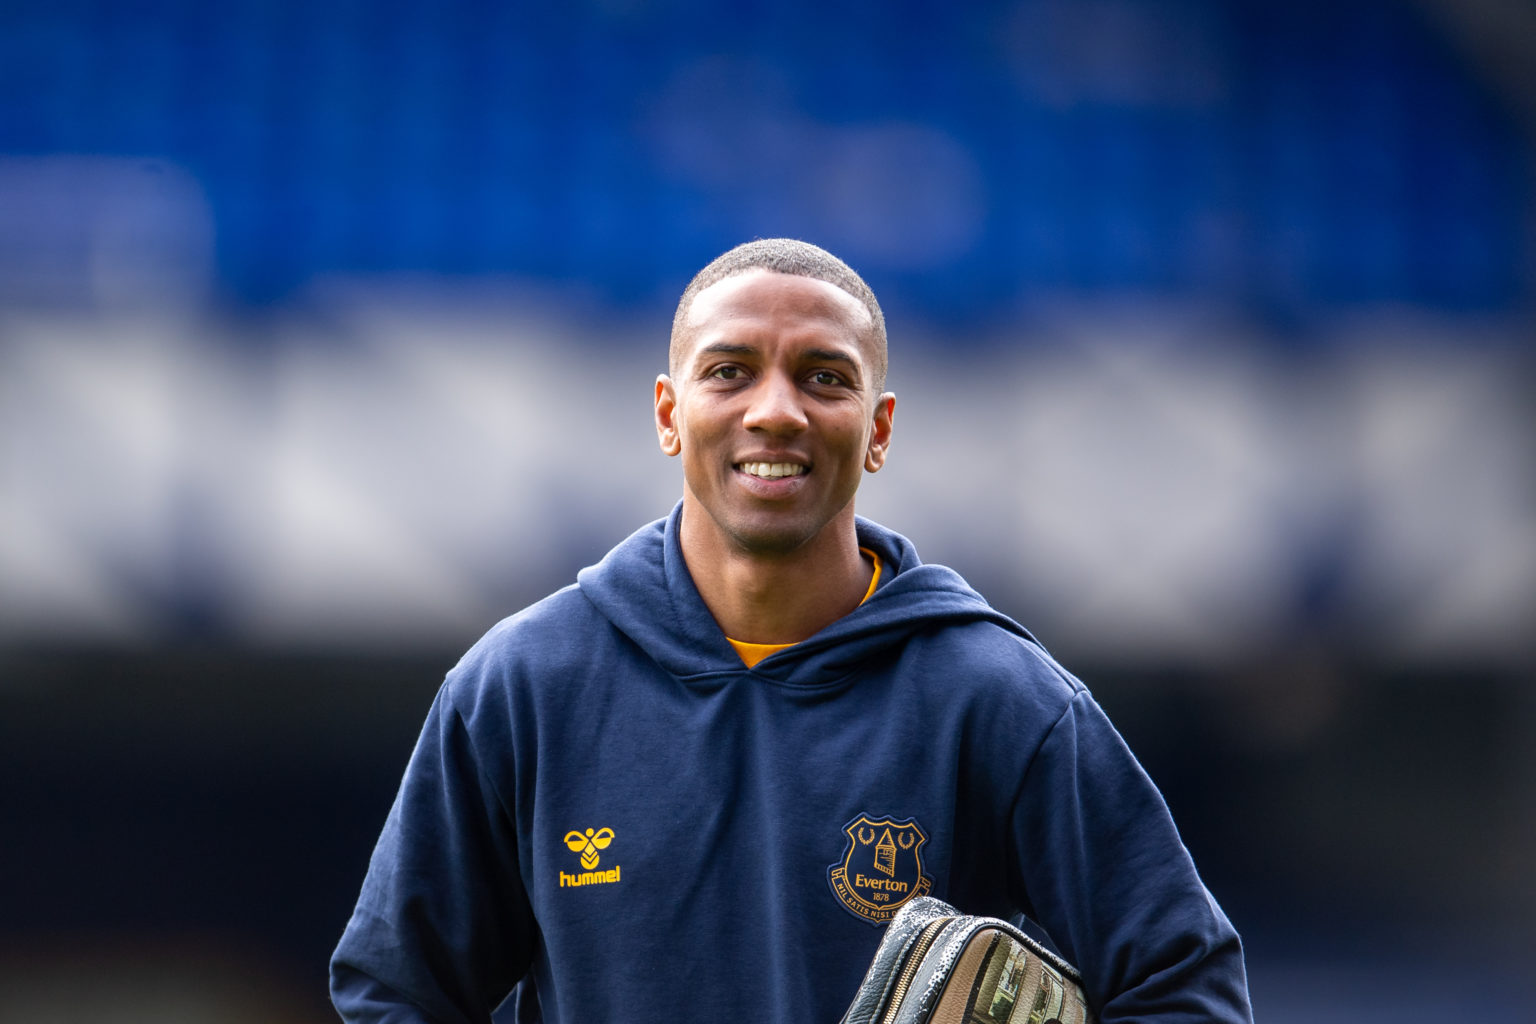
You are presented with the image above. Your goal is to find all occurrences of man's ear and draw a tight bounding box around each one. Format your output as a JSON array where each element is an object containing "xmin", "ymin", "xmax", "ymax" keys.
[
  {"xmin": 655, "ymin": 375, "xmax": 682, "ymax": 456},
  {"xmin": 864, "ymin": 393, "xmax": 895, "ymax": 472}
]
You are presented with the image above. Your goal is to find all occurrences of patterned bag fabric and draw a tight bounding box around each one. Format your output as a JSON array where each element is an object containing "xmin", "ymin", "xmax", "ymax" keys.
[{"xmin": 840, "ymin": 896, "xmax": 1095, "ymax": 1024}]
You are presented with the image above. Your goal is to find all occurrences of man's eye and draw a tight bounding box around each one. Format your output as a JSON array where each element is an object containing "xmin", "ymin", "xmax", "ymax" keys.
[
  {"xmin": 810, "ymin": 371, "xmax": 843, "ymax": 386},
  {"xmin": 711, "ymin": 366, "xmax": 743, "ymax": 380}
]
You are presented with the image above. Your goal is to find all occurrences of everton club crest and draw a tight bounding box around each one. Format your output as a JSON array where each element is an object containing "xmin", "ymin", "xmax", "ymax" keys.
[{"xmin": 827, "ymin": 813, "xmax": 933, "ymax": 924}]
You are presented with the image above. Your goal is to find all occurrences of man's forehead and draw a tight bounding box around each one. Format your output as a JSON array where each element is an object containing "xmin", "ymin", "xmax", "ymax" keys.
[{"xmin": 685, "ymin": 269, "xmax": 872, "ymax": 330}]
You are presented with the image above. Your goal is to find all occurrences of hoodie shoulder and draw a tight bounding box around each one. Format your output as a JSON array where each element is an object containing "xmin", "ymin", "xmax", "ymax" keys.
[
  {"xmin": 575, "ymin": 508, "xmax": 742, "ymax": 678},
  {"xmin": 444, "ymin": 584, "xmax": 609, "ymax": 690}
]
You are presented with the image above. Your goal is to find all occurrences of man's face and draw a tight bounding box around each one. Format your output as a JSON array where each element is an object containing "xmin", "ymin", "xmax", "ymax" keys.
[{"xmin": 655, "ymin": 269, "xmax": 894, "ymax": 558}]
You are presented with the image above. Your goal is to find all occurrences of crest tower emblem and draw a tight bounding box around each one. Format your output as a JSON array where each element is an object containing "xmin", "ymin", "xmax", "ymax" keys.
[{"xmin": 827, "ymin": 814, "xmax": 932, "ymax": 924}]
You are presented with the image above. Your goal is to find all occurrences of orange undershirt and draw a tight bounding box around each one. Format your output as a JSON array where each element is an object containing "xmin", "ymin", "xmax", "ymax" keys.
[{"xmin": 726, "ymin": 548, "xmax": 882, "ymax": 668}]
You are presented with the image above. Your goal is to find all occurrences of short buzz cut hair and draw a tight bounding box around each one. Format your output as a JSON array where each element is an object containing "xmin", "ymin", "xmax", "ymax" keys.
[{"xmin": 670, "ymin": 238, "xmax": 888, "ymax": 392}]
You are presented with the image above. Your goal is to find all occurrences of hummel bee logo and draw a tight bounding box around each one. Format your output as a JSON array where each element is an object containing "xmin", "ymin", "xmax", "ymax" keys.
[
  {"xmin": 564, "ymin": 827, "xmax": 614, "ymax": 869},
  {"xmin": 559, "ymin": 827, "xmax": 622, "ymax": 889}
]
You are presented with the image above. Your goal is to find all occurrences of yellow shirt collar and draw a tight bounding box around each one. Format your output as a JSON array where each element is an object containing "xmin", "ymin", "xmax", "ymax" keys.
[{"xmin": 726, "ymin": 549, "xmax": 882, "ymax": 668}]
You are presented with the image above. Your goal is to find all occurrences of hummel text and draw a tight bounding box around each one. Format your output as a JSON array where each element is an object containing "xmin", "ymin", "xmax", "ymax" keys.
[{"xmin": 559, "ymin": 865, "xmax": 622, "ymax": 887}]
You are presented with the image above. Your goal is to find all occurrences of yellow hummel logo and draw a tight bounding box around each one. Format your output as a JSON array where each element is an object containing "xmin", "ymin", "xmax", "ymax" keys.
[
  {"xmin": 560, "ymin": 827, "xmax": 622, "ymax": 889},
  {"xmin": 564, "ymin": 827, "xmax": 614, "ymax": 869}
]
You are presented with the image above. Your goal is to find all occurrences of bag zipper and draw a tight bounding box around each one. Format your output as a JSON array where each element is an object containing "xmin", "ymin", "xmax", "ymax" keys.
[{"xmin": 878, "ymin": 916, "xmax": 951, "ymax": 1024}]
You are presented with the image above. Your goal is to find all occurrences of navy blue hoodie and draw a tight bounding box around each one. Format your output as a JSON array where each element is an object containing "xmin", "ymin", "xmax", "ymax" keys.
[{"xmin": 331, "ymin": 506, "xmax": 1252, "ymax": 1023}]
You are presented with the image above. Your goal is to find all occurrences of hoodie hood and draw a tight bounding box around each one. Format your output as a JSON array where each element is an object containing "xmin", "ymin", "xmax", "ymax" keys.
[{"xmin": 577, "ymin": 503, "xmax": 1037, "ymax": 688}]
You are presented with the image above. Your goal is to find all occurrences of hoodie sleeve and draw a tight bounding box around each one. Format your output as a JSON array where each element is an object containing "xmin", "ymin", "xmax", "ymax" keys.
[
  {"xmin": 1011, "ymin": 690, "xmax": 1253, "ymax": 1023},
  {"xmin": 330, "ymin": 682, "xmax": 536, "ymax": 1023}
]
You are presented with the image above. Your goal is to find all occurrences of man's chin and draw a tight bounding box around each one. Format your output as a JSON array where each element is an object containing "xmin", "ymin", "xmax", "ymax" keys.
[
  {"xmin": 681, "ymin": 493, "xmax": 855, "ymax": 560},
  {"xmin": 723, "ymin": 521, "xmax": 817, "ymax": 557}
]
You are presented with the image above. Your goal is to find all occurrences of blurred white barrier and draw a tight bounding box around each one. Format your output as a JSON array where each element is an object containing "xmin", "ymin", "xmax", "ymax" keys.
[{"xmin": 1, "ymin": 292, "xmax": 1532, "ymax": 667}]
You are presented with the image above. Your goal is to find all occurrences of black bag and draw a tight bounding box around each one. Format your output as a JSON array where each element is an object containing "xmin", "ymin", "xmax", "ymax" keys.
[{"xmin": 840, "ymin": 896, "xmax": 1095, "ymax": 1024}]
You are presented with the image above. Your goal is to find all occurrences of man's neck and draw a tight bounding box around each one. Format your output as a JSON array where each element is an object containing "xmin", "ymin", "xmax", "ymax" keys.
[{"xmin": 679, "ymin": 508, "xmax": 872, "ymax": 646}]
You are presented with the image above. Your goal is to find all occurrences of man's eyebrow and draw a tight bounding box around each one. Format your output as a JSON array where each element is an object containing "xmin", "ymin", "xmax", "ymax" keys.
[
  {"xmin": 696, "ymin": 342, "xmax": 757, "ymax": 359},
  {"xmin": 802, "ymin": 347, "xmax": 860, "ymax": 370}
]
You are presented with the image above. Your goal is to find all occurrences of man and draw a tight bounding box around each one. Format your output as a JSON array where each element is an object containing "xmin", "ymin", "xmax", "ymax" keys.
[{"xmin": 330, "ymin": 239, "xmax": 1253, "ymax": 1022}]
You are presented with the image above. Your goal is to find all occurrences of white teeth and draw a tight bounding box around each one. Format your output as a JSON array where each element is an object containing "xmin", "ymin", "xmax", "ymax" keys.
[{"xmin": 739, "ymin": 462, "xmax": 807, "ymax": 479}]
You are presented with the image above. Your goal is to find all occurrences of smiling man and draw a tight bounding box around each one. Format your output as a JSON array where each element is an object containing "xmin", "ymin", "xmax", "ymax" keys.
[
  {"xmin": 656, "ymin": 260, "xmax": 893, "ymax": 651},
  {"xmin": 330, "ymin": 240, "xmax": 1254, "ymax": 1023}
]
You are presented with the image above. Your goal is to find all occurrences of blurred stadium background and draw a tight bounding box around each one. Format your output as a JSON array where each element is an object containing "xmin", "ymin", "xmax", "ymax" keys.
[{"xmin": 1, "ymin": 0, "xmax": 1533, "ymax": 1019}]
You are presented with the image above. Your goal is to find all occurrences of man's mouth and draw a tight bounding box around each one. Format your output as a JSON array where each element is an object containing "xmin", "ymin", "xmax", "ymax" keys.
[{"xmin": 737, "ymin": 461, "xmax": 808, "ymax": 480}]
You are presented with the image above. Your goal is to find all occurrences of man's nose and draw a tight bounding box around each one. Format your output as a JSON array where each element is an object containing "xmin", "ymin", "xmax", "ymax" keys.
[{"xmin": 742, "ymin": 373, "xmax": 808, "ymax": 435}]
